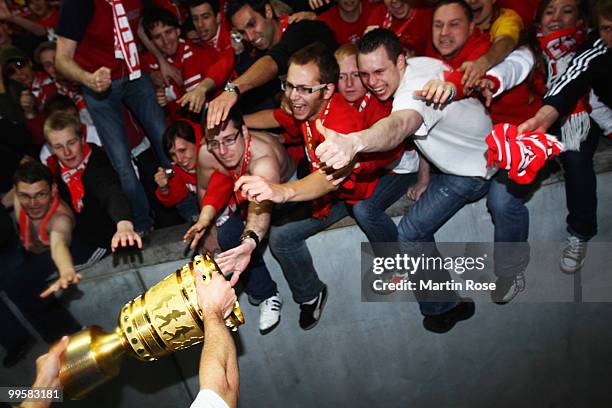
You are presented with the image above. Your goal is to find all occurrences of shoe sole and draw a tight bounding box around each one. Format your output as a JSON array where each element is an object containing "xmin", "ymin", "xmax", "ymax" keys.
[
  {"xmin": 559, "ymin": 260, "xmax": 585, "ymax": 274},
  {"xmin": 260, "ymin": 317, "xmax": 281, "ymax": 335},
  {"xmin": 300, "ymin": 287, "xmax": 328, "ymax": 331}
]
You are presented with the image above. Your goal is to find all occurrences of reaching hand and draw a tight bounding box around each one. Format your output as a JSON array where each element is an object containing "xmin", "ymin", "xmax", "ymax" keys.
[
  {"xmin": 206, "ymin": 91, "xmax": 239, "ymax": 129},
  {"xmin": 288, "ymin": 11, "xmax": 316, "ymax": 24},
  {"xmin": 314, "ymin": 119, "xmax": 358, "ymax": 169},
  {"xmin": 111, "ymin": 220, "xmax": 143, "ymax": 252},
  {"xmin": 234, "ymin": 175, "xmax": 288, "ymax": 204},
  {"xmin": 518, "ymin": 105, "xmax": 559, "ymax": 133},
  {"xmin": 178, "ymin": 87, "xmax": 207, "ymax": 113},
  {"xmin": 156, "ymin": 87, "xmax": 168, "ymax": 107},
  {"xmin": 472, "ymin": 77, "xmax": 496, "ymax": 107},
  {"xmin": 413, "ymin": 79, "xmax": 456, "ymax": 105},
  {"xmin": 215, "ymin": 240, "xmax": 256, "ymax": 286},
  {"xmin": 40, "ymin": 269, "xmax": 82, "ymax": 298},
  {"xmin": 308, "ymin": 0, "xmax": 330, "ymax": 9},
  {"xmin": 460, "ymin": 58, "xmax": 489, "ymax": 89},
  {"xmin": 184, "ymin": 220, "xmax": 208, "ymax": 250}
]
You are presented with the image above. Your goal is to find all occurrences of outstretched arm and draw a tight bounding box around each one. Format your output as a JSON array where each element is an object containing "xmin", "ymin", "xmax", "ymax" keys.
[
  {"xmin": 315, "ymin": 109, "xmax": 424, "ymax": 169},
  {"xmin": 193, "ymin": 272, "xmax": 239, "ymax": 408},
  {"xmin": 42, "ymin": 213, "xmax": 81, "ymax": 298}
]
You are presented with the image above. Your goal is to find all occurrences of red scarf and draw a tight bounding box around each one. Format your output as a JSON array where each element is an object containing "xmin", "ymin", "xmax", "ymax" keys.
[
  {"xmin": 427, "ymin": 28, "xmax": 490, "ymax": 70},
  {"xmin": 538, "ymin": 26, "xmax": 590, "ymax": 151},
  {"xmin": 229, "ymin": 130, "xmax": 252, "ymax": 204},
  {"xmin": 357, "ymin": 92, "xmax": 371, "ymax": 113},
  {"xmin": 19, "ymin": 195, "xmax": 60, "ymax": 251},
  {"xmin": 60, "ymin": 142, "xmax": 92, "ymax": 213},
  {"xmin": 108, "ymin": 0, "xmax": 141, "ymax": 80},
  {"xmin": 382, "ymin": 8, "xmax": 415, "ymax": 37},
  {"xmin": 486, "ymin": 123, "xmax": 564, "ymax": 184}
]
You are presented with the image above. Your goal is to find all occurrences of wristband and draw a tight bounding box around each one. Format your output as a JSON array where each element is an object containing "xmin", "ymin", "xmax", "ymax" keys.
[{"xmin": 239, "ymin": 230, "xmax": 259, "ymax": 247}]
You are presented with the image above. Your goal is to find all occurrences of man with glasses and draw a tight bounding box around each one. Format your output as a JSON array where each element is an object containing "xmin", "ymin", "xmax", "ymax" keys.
[
  {"xmin": 205, "ymin": 0, "xmax": 336, "ymax": 127},
  {"xmin": 1, "ymin": 161, "xmax": 91, "ymax": 366},
  {"xmin": 183, "ymin": 107, "xmax": 294, "ymax": 334},
  {"xmin": 236, "ymin": 43, "xmax": 404, "ymax": 329}
]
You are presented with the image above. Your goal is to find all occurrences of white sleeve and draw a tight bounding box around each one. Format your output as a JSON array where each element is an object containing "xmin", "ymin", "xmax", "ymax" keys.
[
  {"xmin": 189, "ymin": 389, "xmax": 230, "ymax": 408},
  {"xmin": 392, "ymin": 58, "xmax": 445, "ymax": 136},
  {"xmin": 486, "ymin": 46, "xmax": 535, "ymax": 98},
  {"xmin": 589, "ymin": 90, "xmax": 612, "ymax": 136}
]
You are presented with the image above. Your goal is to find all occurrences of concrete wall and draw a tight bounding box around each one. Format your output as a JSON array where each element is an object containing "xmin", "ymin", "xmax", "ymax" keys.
[{"xmin": 3, "ymin": 172, "xmax": 612, "ymax": 408}]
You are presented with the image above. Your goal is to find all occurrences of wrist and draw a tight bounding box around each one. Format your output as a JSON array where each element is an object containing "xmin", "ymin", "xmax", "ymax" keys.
[{"xmin": 159, "ymin": 185, "xmax": 169, "ymax": 194}]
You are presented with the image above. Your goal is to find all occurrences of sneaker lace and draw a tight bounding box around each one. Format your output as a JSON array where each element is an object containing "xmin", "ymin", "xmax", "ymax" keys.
[
  {"xmin": 514, "ymin": 272, "xmax": 526, "ymax": 293},
  {"xmin": 563, "ymin": 236, "xmax": 586, "ymax": 260}
]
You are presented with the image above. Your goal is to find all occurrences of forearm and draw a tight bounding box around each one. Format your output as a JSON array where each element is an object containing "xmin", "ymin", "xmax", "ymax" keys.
[
  {"xmin": 233, "ymin": 56, "xmax": 278, "ymax": 94},
  {"xmin": 481, "ymin": 36, "xmax": 516, "ymax": 71},
  {"xmin": 196, "ymin": 205, "xmax": 217, "ymax": 228},
  {"xmin": 7, "ymin": 15, "xmax": 46, "ymax": 36},
  {"xmin": 244, "ymin": 201, "xmax": 272, "ymax": 240},
  {"xmin": 355, "ymin": 111, "xmax": 422, "ymax": 154},
  {"xmin": 244, "ymin": 109, "xmax": 280, "ymax": 129},
  {"xmin": 50, "ymin": 235, "xmax": 75, "ymax": 276},
  {"xmin": 280, "ymin": 170, "xmax": 336, "ymax": 202},
  {"xmin": 55, "ymin": 38, "xmax": 92, "ymax": 88},
  {"xmin": 199, "ymin": 313, "xmax": 238, "ymax": 405},
  {"xmin": 192, "ymin": 77, "xmax": 216, "ymax": 95},
  {"xmin": 486, "ymin": 46, "xmax": 534, "ymax": 97}
]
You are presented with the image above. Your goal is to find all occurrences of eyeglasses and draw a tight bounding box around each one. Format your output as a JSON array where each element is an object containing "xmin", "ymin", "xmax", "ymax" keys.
[
  {"xmin": 281, "ymin": 81, "xmax": 327, "ymax": 96},
  {"xmin": 206, "ymin": 130, "xmax": 242, "ymax": 151},
  {"xmin": 17, "ymin": 190, "xmax": 50, "ymax": 202}
]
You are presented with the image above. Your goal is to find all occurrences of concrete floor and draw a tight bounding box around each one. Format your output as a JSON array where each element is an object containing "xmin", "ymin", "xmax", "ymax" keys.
[{"xmin": 2, "ymin": 172, "xmax": 612, "ymax": 408}]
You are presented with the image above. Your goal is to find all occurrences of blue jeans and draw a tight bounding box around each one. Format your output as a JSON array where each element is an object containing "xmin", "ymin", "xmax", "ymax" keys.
[
  {"xmin": 352, "ymin": 172, "xmax": 417, "ymax": 243},
  {"xmin": 83, "ymin": 74, "xmax": 170, "ymax": 232},
  {"xmin": 217, "ymin": 214, "xmax": 278, "ymax": 303},
  {"xmin": 486, "ymin": 173, "xmax": 531, "ymax": 278},
  {"xmin": 398, "ymin": 173, "xmax": 491, "ymax": 315},
  {"xmin": 269, "ymin": 201, "xmax": 349, "ymax": 303},
  {"xmin": 559, "ymin": 124, "xmax": 600, "ymax": 240},
  {"xmin": 175, "ymin": 193, "xmax": 200, "ymax": 222}
]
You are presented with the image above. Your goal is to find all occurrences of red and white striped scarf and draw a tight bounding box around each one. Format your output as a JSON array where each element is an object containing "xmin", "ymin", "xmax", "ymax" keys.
[
  {"xmin": 60, "ymin": 142, "xmax": 92, "ymax": 213},
  {"xmin": 538, "ymin": 26, "xmax": 590, "ymax": 151},
  {"xmin": 486, "ymin": 123, "xmax": 564, "ymax": 184},
  {"xmin": 108, "ymin": 0, "xmax": 141, "ymax": 80}
]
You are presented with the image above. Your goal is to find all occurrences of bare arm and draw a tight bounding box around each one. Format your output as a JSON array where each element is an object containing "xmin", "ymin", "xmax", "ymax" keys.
[
  {"xmin": 461, "ymin": 36, "xmax": 517, "ymax": 89},
  {"xmin": 41, "ymin": 213, "xmax": 82, "ymax": 298},
  {"xmin": 55, "ymin": 36, "xmax": 111, "ymax": 93},
  {"xmin": 244, "ymin": 109, "xmax": 280, "ymax": 129},
  {"xmin": 194, "ymin": 273, "xmax": 239, "ymax": 408},
  {"xmin": 518, "ymin": 105, "xmax": 560, "ymax": 133},
  {"xmin": 315, "ymin": 109, "xmax": 424, "ymax": 169}
]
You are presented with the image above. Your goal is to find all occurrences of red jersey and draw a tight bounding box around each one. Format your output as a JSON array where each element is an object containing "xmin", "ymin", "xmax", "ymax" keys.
[
  {"xmin": 319, "ymin": 1, "xmax": 385, "ymax": 45},
  {"xmin": 367, "ymin": 6, "xmax": 433, "ymax": 56},
  {"xmin": 73, "ymin": 0, "xmax": 142, "ymax": 81},
  {"xmin": 273, "ymin": 108, "xmax": 305, "ymax": 166},
  {"xmin": 152, "ymin": 0, "xmax": 190, "ymax": 23},
  {"xmin": 155, "ymin": 164, "xmax": 197, "ymax": 207}
]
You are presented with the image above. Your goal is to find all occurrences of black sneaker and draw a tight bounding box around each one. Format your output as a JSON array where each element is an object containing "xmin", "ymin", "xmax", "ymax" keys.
[
  {"xmin": 299, "ymin": 285, "xmax": 328, "ymax": 330},
  {"xmin": 422, "ymin": 298, "xmax": 475, "ymax": 334},
  {"xmin": 491, "ymin": 273, "xmax": 525, "ymax": 305}
]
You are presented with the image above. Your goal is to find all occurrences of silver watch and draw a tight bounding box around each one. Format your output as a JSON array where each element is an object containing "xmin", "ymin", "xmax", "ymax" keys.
[{"xmin": 224, "ymin": 82, "xmax": 241, "ymax": 96}]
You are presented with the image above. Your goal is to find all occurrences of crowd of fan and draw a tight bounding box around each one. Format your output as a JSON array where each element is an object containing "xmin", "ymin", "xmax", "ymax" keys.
[{"xmin": 0, "ymin": 0, "xmax": 610, "ymax": 391}]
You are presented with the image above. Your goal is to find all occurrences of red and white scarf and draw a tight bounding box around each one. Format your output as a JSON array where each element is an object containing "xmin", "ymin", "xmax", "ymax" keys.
[
  {"xmin": 357, "ymin": 92, "xmax": 371, "ymax": 113},
  {"xmin": 538, "ymin": 26, "xmax": 590, "ymax": 151},
  {"xmin": 486, "ymin": 123, "xmax": 565, "ymax": 184},
  {"xmin": 60, "ymin": 142, "xmax": 92, "ymax": 213},
  {"xmin": 108, "ymin": 0, "xmax": 141, "ymax": 80}
]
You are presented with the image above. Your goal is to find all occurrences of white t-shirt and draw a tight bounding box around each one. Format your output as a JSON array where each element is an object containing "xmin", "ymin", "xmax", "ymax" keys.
[
  {"xmin": 189, "ymin": 389, "xmax": 230, "ymax": 408},
  {"xmin": 392, "ymin": 57, "xmax": 496, "ymax": 179}
]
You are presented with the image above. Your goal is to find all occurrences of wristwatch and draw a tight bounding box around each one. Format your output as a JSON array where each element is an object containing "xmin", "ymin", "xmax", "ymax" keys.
[
  {"xmin": 240, "ymin": 230, "xmax": 260, "ymax": 247},
  {"xmin": 224, "ymin": 82, "xmax": 241, "ymax": 96}
]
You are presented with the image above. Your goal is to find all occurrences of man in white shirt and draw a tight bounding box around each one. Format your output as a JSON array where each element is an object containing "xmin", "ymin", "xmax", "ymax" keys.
[{"xmin": 315, "ymin": 28, "xmax": 524, "ymax": 333}]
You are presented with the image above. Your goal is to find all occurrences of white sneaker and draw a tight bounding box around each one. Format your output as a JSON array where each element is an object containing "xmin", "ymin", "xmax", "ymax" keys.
[
  {"xmin": 259, "ymin": 293, "xmax": 282, "ymax": 334},
  {"xmin": 560, "ymin": 236, "xmax": 587, "ymax": 274}
]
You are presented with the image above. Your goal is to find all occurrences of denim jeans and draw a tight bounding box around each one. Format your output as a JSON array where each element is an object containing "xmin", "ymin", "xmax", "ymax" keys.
[
  {"xmin": 82, "ymin": 74, "xmax": 170, "ymax": 232},
  {"xmin": 175, "ymin": 193, "xmax": 200, "ymax": 222},
  {"xmin": 486, "ymin": 172, "xmax": 531, "ymax": 278},
  {"xmin": 559, "ymin": 124, "xmax": 600, "ymax": 240},
  {"xmin": 352, "ymin": 172, "xmax": 417, "ymax": 243},
  {"xmin": 269, "ymin": 201, "xmax": 349, "ymax": 303},
  {"xmin": 398, "ymin": 173, "xmax": 491, "ymax": 315},
  {"xmin": 217, "ymin": 214, "xmax": 278, "ymax": 303}
]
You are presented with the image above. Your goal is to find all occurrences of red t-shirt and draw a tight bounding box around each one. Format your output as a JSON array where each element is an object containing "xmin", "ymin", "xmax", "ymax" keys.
[
  {"xmin": 318, "ymin": 1, "xmax": 385, "ymax": 45},
  {"xmin": 273, "ymin": 108, "xmax": 305, "ymax": 166},
  {"xmin": 367, "ymin": 6, "xmax": 433, "ymax": 56},
  {"xmin": 32, "ymin": 7, "xmax": 59, "ymax": 29}
]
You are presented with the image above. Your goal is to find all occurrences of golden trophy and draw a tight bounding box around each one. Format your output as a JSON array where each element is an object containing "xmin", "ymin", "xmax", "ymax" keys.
[{"xmin": 58, "ymin": 254, "xmax": 244, "ymax": 399}]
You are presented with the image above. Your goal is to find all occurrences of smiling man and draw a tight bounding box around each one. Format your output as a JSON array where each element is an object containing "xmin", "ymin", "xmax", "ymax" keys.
[
  {"xmin": 184, "ymin": 107, "xmax": 294, "ymax": 334},
  {"xmin": 44, "ymin": 112, "xmax": 142, "ymax": 254},
  {"xmin": 205, "ymin": 0, "xmax": 336, "ymax": 127}
]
